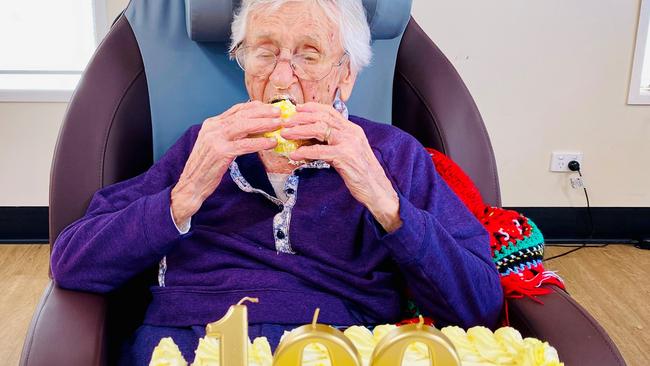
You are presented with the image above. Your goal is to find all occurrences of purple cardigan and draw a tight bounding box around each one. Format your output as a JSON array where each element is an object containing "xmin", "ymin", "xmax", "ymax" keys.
[{"xmin": 51, "ymin": 116, "xmax": 503, "ymax": 329}]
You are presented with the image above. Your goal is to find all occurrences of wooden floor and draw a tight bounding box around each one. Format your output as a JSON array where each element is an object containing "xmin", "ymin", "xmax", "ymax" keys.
[
  {"xmin": 0, "ymin": 245, "xmax": 50, "ymax": 365},
  {"xmin": 0, "ymin": 244, "xmax": 648, "ymax": 365},
  {"xmin": 543, "ymin": 245, "xmax": 650, "ymax": 366}
]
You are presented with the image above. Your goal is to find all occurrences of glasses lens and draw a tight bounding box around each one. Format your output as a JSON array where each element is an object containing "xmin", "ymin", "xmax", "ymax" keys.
[
  {"xmin": 236, "ymin": 47, "xmax": 276, "ymax": 77},
  {"xmin": 292, "ymin": 51, "xmax": 331, "ymax": 81},
  {"xmin": 235, "ymin": 47, "xmax": 343, "ymax": 81}
]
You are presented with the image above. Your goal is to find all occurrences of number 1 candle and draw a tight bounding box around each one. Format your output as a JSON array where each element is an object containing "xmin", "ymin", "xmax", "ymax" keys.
[{"xmin": 205, "ymin": 297, "xmax": 259, "ymax": 366}]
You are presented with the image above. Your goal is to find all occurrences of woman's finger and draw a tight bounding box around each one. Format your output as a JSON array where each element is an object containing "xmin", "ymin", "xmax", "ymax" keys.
[
  {"xmin": 296, "ymin": 102, "xmax": 345, "ymax": 125},
  {"xmin": 280, "ymin": 122, "xmax": 333, "ymax": 143},
  {"xmin": 281, "ymin": 111, "xmax": 336, "ymax": 129},
  {"xmin": 289, "ymin": 144, "xmax": 338, "ymax": 162},
  {"xmin": 295, "ymin": 101, "xmax": 327, "ymax": 113},
  {"xmin": 219, "ymin": 102, "xmax": 280, "ymax": 129},
  {"xmin": 226, "ymin": 117, "xmax": 283, "ymax": 140},
  {"xmin": 220, "ymin": 101, "xmax": 248, "ymax": 118},
  {"xmin": 239, "ymin": 102, "xmax": 282, "ymax": 118},
  {"xmin": 231, "ymin": 137, "xmax": 278, "ymax": 155}
]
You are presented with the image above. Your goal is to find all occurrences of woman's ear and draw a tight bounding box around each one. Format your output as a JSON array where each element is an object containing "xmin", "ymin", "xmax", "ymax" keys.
[{"xmin": 337, "ymin": 61, "xmax": 357, "ymax": 102}]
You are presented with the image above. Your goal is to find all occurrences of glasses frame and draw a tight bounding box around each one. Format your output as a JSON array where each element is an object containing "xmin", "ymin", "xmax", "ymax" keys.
[{"xmin": 231, "ymin": 44, "xmax": 349, "ymax": 82}]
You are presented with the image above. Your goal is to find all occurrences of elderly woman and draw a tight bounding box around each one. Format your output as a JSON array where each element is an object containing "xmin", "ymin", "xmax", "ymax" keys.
[{"xmin": 51, "ymin": 0, "xmax": 503, "ymax": 363}]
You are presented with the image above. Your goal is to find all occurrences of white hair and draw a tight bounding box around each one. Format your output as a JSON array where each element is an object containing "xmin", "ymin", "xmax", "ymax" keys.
[{"xmin": 230, "ymin": 0, "xmax": 372, "ymax": 73}]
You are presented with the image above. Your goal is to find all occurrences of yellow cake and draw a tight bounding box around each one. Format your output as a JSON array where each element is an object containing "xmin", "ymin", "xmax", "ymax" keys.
[{"xmin": 264, "ymin": 99, "xmax": 303, "ymax": 157}]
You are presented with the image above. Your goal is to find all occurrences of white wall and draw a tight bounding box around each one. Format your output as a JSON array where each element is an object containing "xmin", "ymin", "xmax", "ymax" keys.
[
  {"xmin": 0, "ymin": 103, "xmax": 66, "ymax": 206},
  {"xmin": 0, "ymin": 0, "xmax": 129, "ymax": 207},
  {"xmin": 412, "ymin": 0, "xmax": 650, "ymax": 206},
  {"xmin": 1, "ymin": 0, "xmax": 648, "ymax": 207}
]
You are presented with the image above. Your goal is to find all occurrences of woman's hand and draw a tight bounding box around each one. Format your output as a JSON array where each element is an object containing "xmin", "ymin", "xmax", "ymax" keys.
[
  {"xmin": 171, "ymin": 101, "xmax": 281, "ymax": 226},
  {"xmin": 280, "ymin": 102, "xmax": 402, "ymax": 233}
]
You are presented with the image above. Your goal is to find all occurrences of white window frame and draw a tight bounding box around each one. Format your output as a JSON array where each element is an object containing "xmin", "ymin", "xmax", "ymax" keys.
[
  {"xmin": 628, "ymin": 0, "xmax": 650, "ymax": 105},
  {"xmin": 0, "ymin": 0, "xmax": 109, "ymax": 103}
]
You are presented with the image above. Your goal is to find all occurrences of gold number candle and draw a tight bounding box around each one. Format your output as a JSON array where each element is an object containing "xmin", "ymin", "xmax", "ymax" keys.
[
  {"xmin": 273, "ymin": 308, "xmax": 362, "ymax": 366},
  {"xmin": 370, "ymin": 316, "xmax": 461, "ymax": 366},
  {"xmin": 205, "ymin": 297, "xmax": 258, "ymax": 366}
]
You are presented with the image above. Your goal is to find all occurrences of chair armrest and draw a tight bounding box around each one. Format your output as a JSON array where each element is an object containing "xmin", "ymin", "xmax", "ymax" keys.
[
  {"xmin": 20, "ymin": 281, "xmax": 108, "ymax": 366},
  {"xmin": 508, "ymin": 285, "xmax": 626, "ymax": 366}
]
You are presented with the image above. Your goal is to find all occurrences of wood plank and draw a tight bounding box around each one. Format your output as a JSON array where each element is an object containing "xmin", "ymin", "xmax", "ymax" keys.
[
  {"xmin": 0, "ymin": 245, "xmax": 50, "ymax": 366},
  {"xmin": 544, "ymin": 245, "xmax": 650, "ymax": 366}
]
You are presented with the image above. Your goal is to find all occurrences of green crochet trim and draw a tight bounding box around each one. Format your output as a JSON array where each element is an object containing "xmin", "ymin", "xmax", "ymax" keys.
[
  {"xmin": 495, "ymin": 243, "xmax": 544, "ymax": 272},
  {"xmin": 492, "ymin": 219, "xmax": 545, "ymax": 263}
]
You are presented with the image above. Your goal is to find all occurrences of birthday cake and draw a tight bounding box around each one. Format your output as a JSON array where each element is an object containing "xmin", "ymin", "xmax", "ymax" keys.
[{"xmin": 150, "ymin": 324, "xmax": 563, "ymax": 366}]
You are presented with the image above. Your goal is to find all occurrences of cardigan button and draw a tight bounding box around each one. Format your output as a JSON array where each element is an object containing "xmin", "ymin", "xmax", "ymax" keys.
[
  {"xmin": 286, "ymin": 188, "xmax": 295, "ymax": 195},
  {"xmin": 276, "ymin": 230, "xmax": 286, "ymax": 239}
]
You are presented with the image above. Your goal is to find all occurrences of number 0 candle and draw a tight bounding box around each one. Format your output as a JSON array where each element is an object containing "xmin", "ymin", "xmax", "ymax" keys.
[
  {"xmin": 370, "ymin": 316, "xmax": 461, "ymax": 366},
  {"xmin": 273, "ymin": 308, "xmax": 362, "ymax": 366}
]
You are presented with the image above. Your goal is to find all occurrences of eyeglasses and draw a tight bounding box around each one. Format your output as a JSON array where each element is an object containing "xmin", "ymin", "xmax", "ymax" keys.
[{"xmin": 232, "ymin": 45, "xmax": 348, "ymax": 82}]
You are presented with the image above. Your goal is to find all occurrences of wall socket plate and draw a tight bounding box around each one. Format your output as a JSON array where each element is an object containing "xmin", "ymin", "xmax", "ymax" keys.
[{"xmin": 550, "ymin": 152, "xmax": 583, "ymax": 172}]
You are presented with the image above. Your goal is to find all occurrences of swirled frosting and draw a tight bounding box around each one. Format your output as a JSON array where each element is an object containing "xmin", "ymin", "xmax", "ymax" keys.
[
  {"xmin": 442, "ymin": 326, "xmax": 563, "ymax": 366},
  {"xmin": 191, "ymin": 336, "xmax": 220, "ymax": 366},
  {"xmin": 149, "ymin": 337, "xmax": 188, "ymax": 366},
  {"xmin": 152, "ymin": 324, "xmax": 563, "ymax": 365},
  {"xmin": 249, "ymin": 337, "xmax": 273, "ymax": 366},
  {"xmin": 344, "ymin": 326, "xmax": 375, "ymax": 366}
]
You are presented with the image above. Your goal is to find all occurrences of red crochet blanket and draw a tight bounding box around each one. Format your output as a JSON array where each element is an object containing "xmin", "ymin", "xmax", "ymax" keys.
[
  {"xmin": 398, "ymin": 148, "xmax": 565, "ymax": 327},
  {"xmin": 425, "ymin": 148, "xmax": 564, "ymax": 300}
]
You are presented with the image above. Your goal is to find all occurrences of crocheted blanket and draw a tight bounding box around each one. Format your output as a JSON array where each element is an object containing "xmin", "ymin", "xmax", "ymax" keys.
[{"xmin": 399, "ymin": 148, "xmax": 565, "ymax": 326}]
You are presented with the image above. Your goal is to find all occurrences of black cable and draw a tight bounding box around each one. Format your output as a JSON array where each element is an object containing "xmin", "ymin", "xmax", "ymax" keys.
[
  {"xmin": 544, "ymin": 244, "xmax": 608, "ymax": 262},
  {"xmin": 544, "ymin": 163, "xmax": 596, "ymax": 262},
  {"xmin": 546, "ymin": 243, "xmax": 609, "ymax": 248},
  {"xmin": 544, "ymin": 246, "xmax": 586, "ymax": 262},
  {"xmin": 578, "ymin": 169, "xmax": 595, "ymax": 239}
]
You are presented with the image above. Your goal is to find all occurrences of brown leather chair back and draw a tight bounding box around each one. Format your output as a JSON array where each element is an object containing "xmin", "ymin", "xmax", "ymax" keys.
[
  {"xmin": 392, "ymin": 18, "xmax": 501, "ymax": 207},
  {"xmin": 49, "ymin": 16, "xmax": 152, "ymax": 247}
]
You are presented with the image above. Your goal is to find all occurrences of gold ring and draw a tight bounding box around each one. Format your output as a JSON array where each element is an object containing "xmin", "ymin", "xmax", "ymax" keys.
[{"xmin": 324, "ymin": 126, "xmax": 332, "ymax": 143}]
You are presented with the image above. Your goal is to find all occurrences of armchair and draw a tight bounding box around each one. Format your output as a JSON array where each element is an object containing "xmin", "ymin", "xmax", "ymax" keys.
[{"xmin": 20, "ymin": 1, "xmax": 624, "ymax": 365}]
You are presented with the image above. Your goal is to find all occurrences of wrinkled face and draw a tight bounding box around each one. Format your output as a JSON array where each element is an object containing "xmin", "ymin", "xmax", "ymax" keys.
[{"xmin": 242, "ymin": 1, "xmax": 356, "ymax": 105}]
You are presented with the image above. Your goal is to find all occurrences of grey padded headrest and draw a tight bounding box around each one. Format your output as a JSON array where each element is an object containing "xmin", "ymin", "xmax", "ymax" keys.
[{"xmin": 185, "ymin": 0, "xmax": 412, "ymax": 42}]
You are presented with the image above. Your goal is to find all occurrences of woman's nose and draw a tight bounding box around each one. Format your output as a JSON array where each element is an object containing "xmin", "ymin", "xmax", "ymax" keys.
[{"xmin": 269, "ymin": 49, "xmax": 297, "ymax": 89}]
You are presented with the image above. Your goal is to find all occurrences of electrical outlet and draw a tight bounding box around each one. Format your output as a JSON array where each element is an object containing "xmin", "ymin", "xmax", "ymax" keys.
[{"xmin": 550, "ymin": 152, "xmax": 583, "ymax": 172}]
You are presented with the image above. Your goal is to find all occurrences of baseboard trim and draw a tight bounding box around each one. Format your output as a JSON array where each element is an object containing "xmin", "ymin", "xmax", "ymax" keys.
[
  {"xmin": 1, "ymin": 206, "xmax": 648, "ymax": 244},
  {"xmin": 0, "ymin": 207, "xmax": 48, "ymax": 244},
  {"xmin": 507, "ymin": 207, "xmax": 650, "ymax": 243}
]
